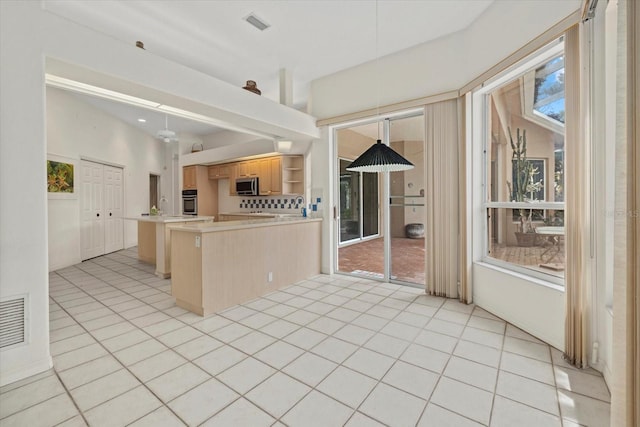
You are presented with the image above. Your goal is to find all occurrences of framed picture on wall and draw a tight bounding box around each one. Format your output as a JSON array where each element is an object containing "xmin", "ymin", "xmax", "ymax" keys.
[{"xmin": 47, "ymin": 154, "xmax": 77, "ymax": 199}]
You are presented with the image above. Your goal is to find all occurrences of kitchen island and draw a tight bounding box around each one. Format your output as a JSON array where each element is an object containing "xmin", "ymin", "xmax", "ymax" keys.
[
  {"xmin": 169, "ymin": 217, "xmax": 322, "ymax": 316},
  {"xmin": 126, "ymin": 215, "xmax": 215, "ymax": 278}
]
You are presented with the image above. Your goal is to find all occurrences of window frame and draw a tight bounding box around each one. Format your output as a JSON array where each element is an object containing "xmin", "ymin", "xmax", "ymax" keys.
[
  {"xmin": 473, "ymin": 38, "xmax": 566, "ymax": 288},
  {"xmin": 522, "ymin": 43, "xmax": 566, "ymax": 135}
]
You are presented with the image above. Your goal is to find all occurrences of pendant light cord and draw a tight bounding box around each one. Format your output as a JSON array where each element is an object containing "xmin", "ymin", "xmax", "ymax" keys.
[{"xmin": 376, "ymin": 0, "xmax": 380, "ymax": 141}]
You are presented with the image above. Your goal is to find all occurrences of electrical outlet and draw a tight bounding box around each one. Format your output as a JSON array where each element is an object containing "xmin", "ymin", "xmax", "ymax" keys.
[
  {"xmin": 268, "ymin": 272, "xmax": 273, "ymax": 282},
  {"xmin": 195, "ymin": 236, "xmax": 201, "ymax": 248}
]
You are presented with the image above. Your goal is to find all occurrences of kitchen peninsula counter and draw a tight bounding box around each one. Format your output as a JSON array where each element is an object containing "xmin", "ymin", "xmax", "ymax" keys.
[
  {"xmin": 169, "ymin": 217, "xmax": 322, "ymax": 316},
  {"xmin": 126, "ymin": 215, "xmax": 214, "ymax": 278}
]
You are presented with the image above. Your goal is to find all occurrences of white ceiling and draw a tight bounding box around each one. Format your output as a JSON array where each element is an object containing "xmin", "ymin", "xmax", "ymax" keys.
[{"xmin": 43, "ymin": 0, "xmax": 493, "ymax": 110}]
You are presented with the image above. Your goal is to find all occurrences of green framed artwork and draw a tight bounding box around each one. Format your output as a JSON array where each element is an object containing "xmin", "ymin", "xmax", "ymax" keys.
[{"xmin": 47, "ymin": 154, "xmax": 77, "ymax": 199}]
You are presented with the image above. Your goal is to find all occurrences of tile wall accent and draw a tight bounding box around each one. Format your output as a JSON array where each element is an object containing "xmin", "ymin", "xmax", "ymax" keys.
[{"xmin": 239, "ymin": 196, "xmax": 305, "ymax": 212}]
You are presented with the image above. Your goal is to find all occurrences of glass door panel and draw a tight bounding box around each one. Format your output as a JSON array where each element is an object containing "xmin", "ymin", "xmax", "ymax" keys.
[
  {"xmin": 336, "ymin": 124, "xmax": 383, "ymax": 278},
  {"xmin": 388, "ymin": 115, "xmax": 425, "ymax": 286},
  {"xmin": 339, "ymin": 159, "xmax": 361, "ymax": 243}
]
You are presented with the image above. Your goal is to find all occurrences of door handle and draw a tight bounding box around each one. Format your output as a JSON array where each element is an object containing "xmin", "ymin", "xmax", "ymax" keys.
[
  {"xmin": 109, "ymin": 213, "xmax": 112, "ymax": 216},
  {"xmin": 97, "ymin": 213, "xmax": 100, "ymax": 217}
]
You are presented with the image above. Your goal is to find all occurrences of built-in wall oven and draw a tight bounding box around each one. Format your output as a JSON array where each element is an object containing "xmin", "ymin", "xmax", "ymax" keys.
[{"xmin": 182, "ymin": 190, "xmax": 197, "ymax": 215}]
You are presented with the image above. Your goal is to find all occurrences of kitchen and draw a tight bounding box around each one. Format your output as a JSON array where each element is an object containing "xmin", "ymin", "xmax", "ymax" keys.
[{"xmin": 128, "ymin": 152, "xmax": 318, "ymax": 270}]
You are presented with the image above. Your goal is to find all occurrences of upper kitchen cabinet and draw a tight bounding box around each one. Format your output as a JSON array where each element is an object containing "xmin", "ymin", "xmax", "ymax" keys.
[
  {"xmin": 209, "ymin": 155, "xmax": 303, "ymax": 196},
  {"xmin": 208, "ymin": 164, "xmax": 230, "ymax": 180},
  {"xmin": 270, "ymin": 157, "xmax": 282, "ymax": 194},
  {"xmin": 228, "ymin": 162, "xmax": 239, "ymax": 195},
  {"xmin": 183, "ymin": 165, "xmax": 197, "ymax": 190},
  {"xmin": 237, "ymin": 160, "xmax": 258, "ymax": 178}
]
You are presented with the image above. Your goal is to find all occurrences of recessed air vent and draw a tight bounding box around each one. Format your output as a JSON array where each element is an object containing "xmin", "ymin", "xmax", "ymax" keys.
[
  {"xmin": 245, "ymin": 13, "xmax": 270, "ymax": 31},
  {"xmin": 0, "ymin": 297, "xmax": 26, "ymax": 349}
]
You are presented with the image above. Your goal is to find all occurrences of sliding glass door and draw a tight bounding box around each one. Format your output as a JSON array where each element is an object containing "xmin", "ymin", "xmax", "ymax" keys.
[{"xmin": 335, "ymin": 111, "xmax": 425, "ymax": 286}]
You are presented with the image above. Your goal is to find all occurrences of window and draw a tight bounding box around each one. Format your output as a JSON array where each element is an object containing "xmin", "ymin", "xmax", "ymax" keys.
[
  {"xmin": 480, "ymin": 38, "xmax": 566, "ymax": 283},
  {"xmin": 533, "ymin": 55, "xmax": 565, "ymax": 124}
]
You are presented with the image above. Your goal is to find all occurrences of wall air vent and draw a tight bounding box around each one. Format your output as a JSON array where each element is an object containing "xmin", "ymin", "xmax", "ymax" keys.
[
  {"xmin": 245, "ymin": 13, "xmax": 270, "ymax": 31},
  {"xmin": 0, "ymin": 297, "xmax": 26, "ymax": 349}
]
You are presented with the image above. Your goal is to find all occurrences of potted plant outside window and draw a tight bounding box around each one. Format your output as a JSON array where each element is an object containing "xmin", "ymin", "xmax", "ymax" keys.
[{"xmin": 506, "ymin": 127, "xmax": 543, "ymax": 247}]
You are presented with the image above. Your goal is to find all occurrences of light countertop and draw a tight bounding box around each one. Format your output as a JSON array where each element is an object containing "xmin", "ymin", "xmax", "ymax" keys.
[
  {"xmin": 125, "ymin": 215, "xmax": 215, "ymax": 223},
  {"xmin": 169, "ymin": 216, "xmax": 321, "ymax": 233}
]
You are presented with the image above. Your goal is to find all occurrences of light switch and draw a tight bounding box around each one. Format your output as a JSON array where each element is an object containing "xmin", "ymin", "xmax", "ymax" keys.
[{"xmin": 195, "ymin": 236, "xmax": 201, "ymax": 248}]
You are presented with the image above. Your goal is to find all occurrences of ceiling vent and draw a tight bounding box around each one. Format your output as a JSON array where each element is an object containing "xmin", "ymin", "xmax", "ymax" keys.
[
  {"xmin": 0, "ymin": 296, "xmax": 26, "ymax": 349},
  {"xmin": 245, "ymin": 13, "xmax": 270, "ymax": 31}
]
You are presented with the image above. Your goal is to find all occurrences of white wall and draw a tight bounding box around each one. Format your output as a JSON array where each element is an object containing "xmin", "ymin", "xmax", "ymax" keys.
[
  {"xmin": 46, "ymin": 87, "xmax": 166, "ymax": 270},
  {"xmin": 0, "ymin": 0, "xmax": 52, "ymax": 386}
]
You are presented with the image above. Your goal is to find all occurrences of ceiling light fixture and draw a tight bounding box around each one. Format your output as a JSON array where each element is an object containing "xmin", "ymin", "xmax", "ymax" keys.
[
  {"xmin": 137, "ymin": 118, "xmax": 146, "ymax": 123},
  {"xmin": 245, "ymin": 13, "xmax": 270, "ymax": 31},
  {"xmin": 156, "ymin": 114, "xmax": 178, "ymax": 143},
  {"xmin": 346, "ymin": 1, "xmax": 413, "ymax": 174},
  {"xmin": 274, "ymin": 139, "xmax": 292, "ymax": 153}
]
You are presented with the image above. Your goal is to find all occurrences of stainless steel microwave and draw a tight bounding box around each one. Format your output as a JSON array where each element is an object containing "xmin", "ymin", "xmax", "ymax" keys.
[{"xmin": 236, "ymin": 177, "xmax": 259, "ymax": 196}]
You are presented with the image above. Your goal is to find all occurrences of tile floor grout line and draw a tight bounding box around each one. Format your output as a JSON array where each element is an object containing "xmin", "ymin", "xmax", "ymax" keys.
[
  {"xmin": 52, "ymin": 369, "xmax": 91, "ymax": 427},
  {"xmin": 487, "ymin": 316, "xmax": 509, "ymax": 427},
  {"xmin": 0, "ymin": 375, "xmax": 67, "ymax": 422}
]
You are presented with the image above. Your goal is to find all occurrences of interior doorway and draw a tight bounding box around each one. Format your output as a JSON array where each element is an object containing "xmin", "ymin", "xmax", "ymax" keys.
[
  {"xmin": 150, "ymin": 173, "xmax": 160, "ymax": 212},
  {"xmin": 335, "ymin": 111, "xmax": 425, "ymax": 286}
]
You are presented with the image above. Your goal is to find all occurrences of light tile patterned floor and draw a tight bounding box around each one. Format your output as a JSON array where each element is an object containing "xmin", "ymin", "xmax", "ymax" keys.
[{"xmin": 0, "ymin": 248, "xmax": 610, "ymax": 426}]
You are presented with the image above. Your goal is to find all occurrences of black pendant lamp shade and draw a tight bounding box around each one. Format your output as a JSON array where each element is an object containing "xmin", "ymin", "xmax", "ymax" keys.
[{"xmin": 346, "ymin": 139, "xmax": 414, "ymax": 173}]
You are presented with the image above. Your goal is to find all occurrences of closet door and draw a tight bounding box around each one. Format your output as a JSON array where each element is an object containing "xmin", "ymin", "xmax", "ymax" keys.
[
  {"xmin": 104, "ymin": 165, "xmax": 124, "ymax": 253},
  {"xmin": 80, "ymin": 160, "xmax": 105, "ymax": 260},
  {"xmin": 81, "ymin": 160, "xmax": 124, "ymax": 260}
]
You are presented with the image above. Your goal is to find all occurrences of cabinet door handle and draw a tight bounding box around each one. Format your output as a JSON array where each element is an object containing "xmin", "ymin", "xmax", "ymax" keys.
[
  {"xmin": 109, "ymin": 213, "xmax": 112, "ymax": 217},
  {"xmin": 97, "ymin": 213, "xmax": 100, "ymax": 217}
]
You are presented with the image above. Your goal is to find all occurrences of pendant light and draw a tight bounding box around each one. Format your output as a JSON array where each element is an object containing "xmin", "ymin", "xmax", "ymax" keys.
[{"xmin": 346, "ymin": 1, "xmax": 413, "ymax": 173}]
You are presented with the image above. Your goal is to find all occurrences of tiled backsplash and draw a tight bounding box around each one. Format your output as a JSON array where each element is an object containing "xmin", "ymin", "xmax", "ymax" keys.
[{"xmin": 238, "ymin": 196, "xmax": 305, "ymax": 213}]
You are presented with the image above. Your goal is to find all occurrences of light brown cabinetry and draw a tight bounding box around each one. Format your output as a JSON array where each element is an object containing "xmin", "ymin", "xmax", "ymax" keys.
[
  {"xmin": 228, "ymin": 163, "xmax": 239, "ymax": 195},
  {"xmin": 208, "ymin": 164, "xmax": 229, "ymax": 180},
  {"xmin": 195, "ymin": 155, "xmax": 303, "ymax": 197},
  {"xmin": 269, "ymin": 157, "xmax": 282, "ymax": 194},
  {"xmin": 183, "ymin": 166, "xmax": 197, "ymax": 190},
  {"xmin": 182, "ymin": 165, "xmax": 218, "ymax": 217},
  {"xmin": 237, "ymin": 160, "xmax": 258, "ymax": 178},
  {"xmin": 258, "ymin": 158, "xmax": 272, "ymax": 195}
]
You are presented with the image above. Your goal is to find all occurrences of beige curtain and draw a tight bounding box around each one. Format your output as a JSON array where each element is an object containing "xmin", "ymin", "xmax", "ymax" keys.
[
  {"xmin": 425, "ymin": 99, "xmax": 460, "ymax": 298},
  {"xmin": 611, "ymin": 1, "xmax": 639, "ymax": 425},
  {"xmin": 564, "ymin": 24, "xmax": 590, "ymax": 368}
]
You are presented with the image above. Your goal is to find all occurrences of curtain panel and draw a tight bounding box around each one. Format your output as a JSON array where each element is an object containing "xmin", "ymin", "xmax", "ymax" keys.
[
  {"xmin": 563, "ymin": 24, "xmax": 590, "ymax": 369},
  {"xmin": 424, "ymin": 99, "xmax": 460, "ymax": 298},
  {"xmin": 611, "ymin": 1, "xmax": 639, "ymax": 425}
]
